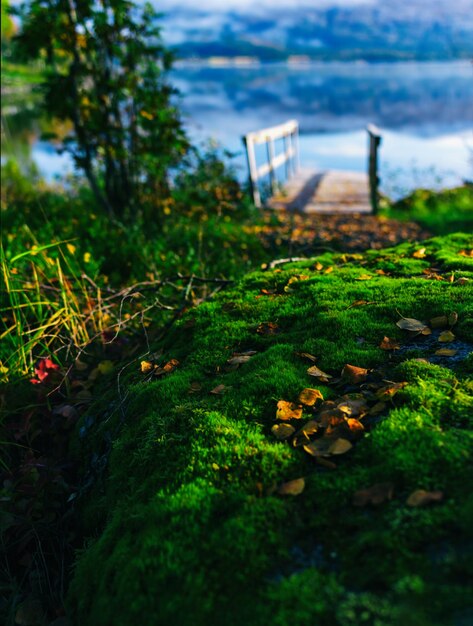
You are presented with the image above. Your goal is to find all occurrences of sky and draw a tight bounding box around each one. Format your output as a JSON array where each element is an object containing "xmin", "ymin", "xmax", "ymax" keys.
[{"xmin": 158, "ymin": 0, "xmax": 375, "ymax": 10}]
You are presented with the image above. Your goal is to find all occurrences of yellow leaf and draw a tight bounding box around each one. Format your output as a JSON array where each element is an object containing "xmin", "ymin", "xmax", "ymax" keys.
[
  {"xmin": 140, "ymin": 360, "xmax": 154, "ymax": 374},
  {"xmin": 434, "ymin": 348, "xmax": 457, "ymax": 357},
  {"xmin": 277, "ymin": 478, "xmax": 305, "ymax": 496},
  {"xmin": 438, "ymin": 330, "xmax": 455, "ymax": 343},
  {"xmin": 276, "ymin": 400, "xmax": 303, "ymax": 420},
  {"xmin": 307, "ymin": 365, "xmax": 332, "ymax": 382},
  {"xmin": 66, "ymin": 243, "xmax": 76, "ymax": 255},
  {"xmin": 412, "ymin": 247, "xmax": 426, "ymax": 258},
  {"xmin": 271, "ymin": 423, "xmax": 296, "ymax": 440},
  {"xmin": 356, "ymin": 274, "xmax": 372, "ymax": 281},
  {"xmin": 83, "ymin": 252, "xmax": 92, "ymax": 263},
  {"xmin": 298, "ymin": 388, "xmax": 323, "ymax": 406},
  {"xmin": 293, "ymin": 420, "xmax": 319, "ymax": 447}
]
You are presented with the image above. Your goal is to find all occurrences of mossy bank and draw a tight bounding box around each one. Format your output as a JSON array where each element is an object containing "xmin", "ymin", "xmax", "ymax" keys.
[{"xmin": 70, "ymin": 233, "xmax": 473, "ymax": 626}]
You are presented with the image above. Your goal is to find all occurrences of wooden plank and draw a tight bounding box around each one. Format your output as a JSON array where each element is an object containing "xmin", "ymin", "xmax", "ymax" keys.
[{"xmin": 267, "ymin": 170, "xmax": 372, "ymax": 214}]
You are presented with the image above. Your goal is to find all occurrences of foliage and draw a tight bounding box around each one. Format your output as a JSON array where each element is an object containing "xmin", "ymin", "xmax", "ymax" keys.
[
  {"xmin": 68, "ymin": 234, "xmax": 473, "ymax": 626},
  {"xmin": 15, "ymin": 0, "xmax": 188, "ymax": 219},
  {"xmin": 383, "ymin": 186, "xmax": 473, "ymax": 235}
]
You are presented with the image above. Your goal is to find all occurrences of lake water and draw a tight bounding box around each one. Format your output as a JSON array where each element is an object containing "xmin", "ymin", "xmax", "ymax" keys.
[{"xmin": 4, "ymin": 61, "xmax": 473, "ymax": 198}]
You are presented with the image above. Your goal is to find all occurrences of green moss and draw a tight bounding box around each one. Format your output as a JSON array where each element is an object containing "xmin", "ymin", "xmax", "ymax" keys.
[
  {"xmin": 384, "ymin": 186, "xmax": 473, "ymax": 235},
  {"xmin": 69, "ymin": 234, "xmax": 473, "ymax": 626}
]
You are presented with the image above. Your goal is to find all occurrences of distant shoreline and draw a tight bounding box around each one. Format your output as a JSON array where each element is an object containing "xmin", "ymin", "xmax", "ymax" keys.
[{"xmin": 174, "ymin": 58, "xmax": 473, "ymax": 69}]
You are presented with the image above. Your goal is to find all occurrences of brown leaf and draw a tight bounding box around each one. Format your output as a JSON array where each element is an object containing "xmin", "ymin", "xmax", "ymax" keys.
[
  {"xmin": 307, "ymin": 365, "xmax": 332, "ymax": 382},
  {"xmin": 456, "ymin": 277, "xmax": 470, "ymax": 285},
  {"xmin": 257, "ymin": 322, "xmax": 279, "ymax": 335},
  {"xmin": 396, "ymin": 317, "xmax": 429, "ymax": 333},
  {"xmin": 379, "ymin": 336, "xmax": 400, "ymax": 351},
  {"xmin": 210, "ymin": 384, "xmax": 227, "ymax": 395},
  {"xmin": 406, "ymin": 489, "xmax": 444, "ymax": 507},
  {"xmin": 458, "ymin": 249, "xmax": 473, "ymax": 257},
  {"xmin": 376, "ymin": 382, "xmax": 408, "ymax": 400},
  {"xmin": 438, "ymin": 330, "xmax": 455, "ymax": 343},
  {"xmin": 342, "ymin": 364, "xmax": 369, "ymax": 384},
  {"xmin": 293, "ymin": 420, "xmax": 319, "ymax": 447},
  {"xmin": 314, "ymin": 261, "xmax": 324, "ymax": 271},
  {"xmin": 337, "ymin": 397, "xmax": 368, "ymax": 417},
  {"xmin": 327, "ymin": 438, "xmax": 353, "ymax": 455},
  {"xmin": 276, "ymin": 400, "xmax": 303, "ymax": 420},
  {"xmin": 271, "ymin": 423, "xmax": 296, "ymax": 440},
  {"xmin": 348, "ymin": 300, "xmax": 376, "ymax": 308},
  {"xmin": 353, "ymin": 482, "xmax": 394, "ymax": 507},
  {"xmin": 303, "ymin": 438, "xmax": 332, "ymax": 457},
  {"xmin": 429, "ymin": 315, "xmax": 449, "ymax": 329},
  {"xmin": 297, "ymin": 352, "xmax": 318, "ymax": 363},
  {"xmin": 188, "ymin": 382, "xmax": 202, "ymax": 393},
  {"xmin": 434, "ymin": 348, "xmax": 458, "ymax": 357},
  {"xmin": 277, "ymin": 477, "xmax": 305, "ymax": 496},
  {"xmin": 298, "ymin": 388, "xmax": 323, "ymax": 406},
  {"xmin": 368, "ymin": 401, "xmax": 387, "ymax": 416},
  {"xmin": 162, "ymin": 359, "xmax": 179, "ymax": 373}
]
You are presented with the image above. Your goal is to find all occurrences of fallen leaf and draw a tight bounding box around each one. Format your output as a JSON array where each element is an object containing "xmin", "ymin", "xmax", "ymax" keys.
[
  {"xmin": 188, "ymin": 382, "xmax": 202, "ymax": 393},
  {"xmin": 348, "ymin": 300, "xmax": 376, "ymax": 308},
  {"xmin": 276, "ymin": 400, "xmax": 303, "ymax": 420},
  {"xmin": 141, "ymin": 360, "xmax": 154, "ymax": 374},
  {"xmin": 307, "ymin": 365, "xmax": 332, "ymax": 382},
  {"xmin": 298, "ymin": 388, "xmax": 323, "ymax": 406},
  {"xmin": 314, "ymin": 261, "xmax": 324, "ymax": 271},
  {"xmin": 438, "ymin": 330, "xmax": 455, "ymax": 343},
  {"xmin": 379, "ymin": 336, "xmax": 400, "ymax": 351},
  {"xmin": 412, "ymin": 247, "xmax": 427, "ymax": 258},
  {"xmin": 396, "ymin": 317, "xmax": 429, "ymax": 333},
  {"xmin": 210, "ymin": 384, "xmax": 227, "ymax": 395},
  {"xmin": 227, "ymin": 355, "xmax": 252, "ymax": 366},
  {"xmin": 356, "ymin": 274, "xmax": 372, "ymax": 281},
  {"xmin": 314, "ymin": 457, "xmax": 337, "ymax": 469},
  {"xmin": 342, "ymin": 364, "xmax": 369, "ymax": 384},
  {"xmin": 257, "ymin": 322, "xmax": 279, "ymax": 335},
  {"xmin": 368, "ymin": 401, "xmax": 387, "ymax": 416},
  {"xmin": 376, "ymin": 382, "xmax": 408, "ymax": 400},
  {"xmin": 303, "ymin": 439, "xmax": 332, "ymax": 457},
  {"xmin": 328, "ymin": 438, "xmax": 353, "ymax": 455},
  {"xmin": 271, "ymin": 423, "xmax": 296, "ymax": 440},
  {"xmin": 277, "ymin": 478, "xmax": 305, "ymax": 496},
  {"xmin": 75, "ymin": 358, "xmax": 89, "ymax": 371},
  {"xmin": 353, "ymin": 482, "xmax": 394, "ymax": 507},
  {"xmin": 297, "ymin": 352, "xmax": 318, "ymax": 363},
  {"xmin": 434, "ymin": 348, "xmax": 458, "ymax": 357},
  {"xmin": 430, "ymin": 315, "xmax": 449, "ymax": 329},
  {"xmin": 456, "ymin": 277, "xmax": 470, "ymax": 285},
  {"xmin": 406, "ymin": 489, "xmax": 444, "ymax": 507},
  {"xmin": 458, "ymin": 249, "xmax": 473, "ymax": 257},
  {"xmin": 337, "ymin": 397, "xmax": 368, "ymax": 417},
  {"xmin": 293, "ymin": 420, "xmax": 319, "ymax": 446}
]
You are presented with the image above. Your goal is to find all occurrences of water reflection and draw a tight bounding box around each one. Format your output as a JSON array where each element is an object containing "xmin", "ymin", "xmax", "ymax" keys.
[{"xmin": 2, "ymin": 61, "xmax": 472, "ymax": 197}]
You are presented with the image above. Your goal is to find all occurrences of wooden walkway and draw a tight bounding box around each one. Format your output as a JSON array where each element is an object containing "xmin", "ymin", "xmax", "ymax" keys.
[{"xmin": 242, "ymin": 120, "xmax": 381, "ymax": 214}]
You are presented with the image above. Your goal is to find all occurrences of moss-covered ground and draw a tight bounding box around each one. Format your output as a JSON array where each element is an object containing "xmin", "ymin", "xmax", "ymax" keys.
[{"xmin": 69, "ymin": 233, "xmax": 473, "ymax": 626}]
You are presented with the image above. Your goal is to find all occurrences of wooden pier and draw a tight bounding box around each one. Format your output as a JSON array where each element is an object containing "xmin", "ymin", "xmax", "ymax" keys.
[{"xmin": 242, "ymin": 120, "xmax": 382, "ymax": 214}]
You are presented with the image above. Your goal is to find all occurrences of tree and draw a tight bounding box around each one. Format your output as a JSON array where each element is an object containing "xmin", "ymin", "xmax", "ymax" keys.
[{"xmin": 15, "ymin": 0, "xmax": 189, "ymax": 219}]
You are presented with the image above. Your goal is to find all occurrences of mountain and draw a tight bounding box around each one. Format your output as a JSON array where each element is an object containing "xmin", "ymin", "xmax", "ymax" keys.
[{"xmin": 159, "ymin": 0, "xmax": 473, "ymax": 61}]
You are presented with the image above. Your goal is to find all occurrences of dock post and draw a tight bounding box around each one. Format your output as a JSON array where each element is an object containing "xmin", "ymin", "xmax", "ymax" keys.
[{"xmin": 367, "ymin": 125, "xmax": 382, "ymax": 215}]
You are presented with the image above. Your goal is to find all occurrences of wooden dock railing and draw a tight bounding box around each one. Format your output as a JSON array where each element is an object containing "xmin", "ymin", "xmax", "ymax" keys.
[
  {"xmin": 243, "ymin": 119, "xmax": 383, "ymax": 213},
  {"xmin": 242, "ymin": 119, "xmax": 299, "ymax": 207}
]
